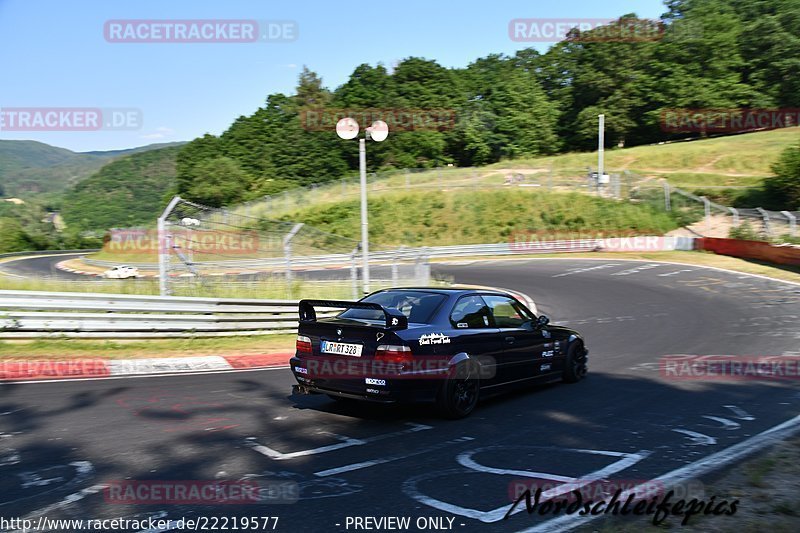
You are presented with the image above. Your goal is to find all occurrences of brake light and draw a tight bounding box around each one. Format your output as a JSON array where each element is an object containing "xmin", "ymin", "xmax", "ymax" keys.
[
  {"xmin": 296, "ymin": 335, "xmax": 312, "ymax": 355},
  {"xmin": 375, "ymin": 344, "xmax": 412, "ymax": 364}
]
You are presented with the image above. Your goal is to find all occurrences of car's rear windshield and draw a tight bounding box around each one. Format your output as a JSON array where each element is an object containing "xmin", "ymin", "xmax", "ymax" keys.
[{"xmin": 339, "ymin": 291, "xmax": 446, "ymax": 324}]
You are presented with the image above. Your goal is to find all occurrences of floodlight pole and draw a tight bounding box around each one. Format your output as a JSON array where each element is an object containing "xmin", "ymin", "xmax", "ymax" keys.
[
  {"xmin": 359, "ymin": 136, "xmax": 370, "ymax": 294},
  {"xmin": 337, "ymin": 118, "xmax": 386, "ymax": 295}
]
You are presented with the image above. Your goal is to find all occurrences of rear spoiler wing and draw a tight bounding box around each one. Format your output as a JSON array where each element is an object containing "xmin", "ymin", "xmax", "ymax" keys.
[{"xmin": 298, "ymin": 300, "xmax": 408, "ymax": 330}]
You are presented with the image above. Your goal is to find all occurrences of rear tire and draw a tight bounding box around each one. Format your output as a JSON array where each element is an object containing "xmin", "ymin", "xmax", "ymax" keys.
[
  {"xmin": 436, "ymin": 362, "xmax": 480, "ymax": 419},
  {"xmin": 563, "ymin": 342, "xmax": 588, "ymax": 383}
]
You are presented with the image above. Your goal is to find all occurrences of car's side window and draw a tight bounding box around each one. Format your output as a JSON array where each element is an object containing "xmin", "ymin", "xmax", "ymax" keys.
[
  {"xmin": 450, "ymin": 295, "xmax": 492, "ymax": 329},
  {"xmin": 483, "ymin": 295, "xmax": 533, "ymax": 328}
]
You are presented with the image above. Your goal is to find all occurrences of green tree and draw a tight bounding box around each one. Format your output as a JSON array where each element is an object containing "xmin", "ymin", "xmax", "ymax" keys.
[
  {"xmin": 0, "ymin": 217, "xmax": 34, "ymax": 252},
  {"xmin": 333, "ymin": 64, "xmax": 393, "ymax": 107},
  {"xmin": 176, "ymin": 134, "xmax": 224, "ymax": 198},
  {"xmin": 185, "ymin": 156, "xmax": 252, "ymax": 207},
  {"xmin": 295, "ymin": 66, "xmax": 332, "ymax": 107},
  {"xmin": 766, "ymin": 142, "xmax": 800, "ymax": 209}
]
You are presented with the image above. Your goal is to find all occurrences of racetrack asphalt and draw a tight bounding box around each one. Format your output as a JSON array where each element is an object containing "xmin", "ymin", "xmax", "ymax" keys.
[
  {"xmin": 1, "ymin": 258, "xmax": 799, "ymax": 532},
  {"xmin": 0, "ymin": 253, "xmax": 412, "ymax": 282},
  {"xmin": 0, "ymin": 253, "xmax": 88, "ymax": 280}
]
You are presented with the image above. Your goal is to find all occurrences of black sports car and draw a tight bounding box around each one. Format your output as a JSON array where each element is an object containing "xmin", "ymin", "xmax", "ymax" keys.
[{"xmin": 290, "ymin": 287, "xmax": 588, "ymax": 418}]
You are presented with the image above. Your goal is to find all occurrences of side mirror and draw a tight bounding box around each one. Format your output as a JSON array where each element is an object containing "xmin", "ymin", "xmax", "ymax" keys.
[{"xmin": 536, "ymin": 315, "xmax": 550, "ymax": 328}]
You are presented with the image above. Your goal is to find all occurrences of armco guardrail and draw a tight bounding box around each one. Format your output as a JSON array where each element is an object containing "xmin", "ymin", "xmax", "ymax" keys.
[
  {"xmin": 0, "ymin": 286, "xmax": 541, "ymax": 339},
  {"xmin": 0, "ymin": 290, "xmax": 329, "ymax": 339}
]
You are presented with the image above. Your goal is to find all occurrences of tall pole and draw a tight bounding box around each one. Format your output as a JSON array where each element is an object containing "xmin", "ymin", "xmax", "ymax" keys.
[
  {"xmin": 598, "ymin": 114, "xmax": 605, "ymax": 185},
  {"xmin": 157, "ymin": 216, "xmax": 168, "ymax": 295},
  {"xmin": 359, "ymin": 137, "xmax": 370, "ymax": 294},
  {"xmin": 157, "ymin": 195, "xmax": 182, "ymax": 296}
]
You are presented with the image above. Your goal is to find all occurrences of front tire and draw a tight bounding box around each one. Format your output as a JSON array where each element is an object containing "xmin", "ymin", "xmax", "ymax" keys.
[
  {"xmin": 436, "ymin": 362, "xmax": 479, "ymax": 419},
  {"xmin": 563, "ymin": 342, "xmax": 588, "ymax": 383}
]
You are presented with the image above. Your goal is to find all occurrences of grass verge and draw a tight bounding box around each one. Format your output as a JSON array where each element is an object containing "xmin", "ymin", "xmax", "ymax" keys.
[
  {"xmin": 502, "ymin": 127, "xmax": 799, "ymax": 179},
  {"xmin": 276, "ymin": 189, "xmax": 680, "ymax": 247}
]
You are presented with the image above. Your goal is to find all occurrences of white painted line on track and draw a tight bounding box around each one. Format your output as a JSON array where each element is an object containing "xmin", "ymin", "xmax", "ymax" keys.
[
  {"xmin": 723, "ymin": 405, "xmax": 756, "ymax": 421},
  {"xmin": 516, "ymin": 412, "xmax": 800, "ymax": 533},
  {"xmin": 315, "ymin": 436, "xmax": 474, "ymax": 478},
  {"xmin": 248, "ymin": 422, "xmax": 432, "ymax": 460},
  {"xmin": 250, "ymin": 434, "xmax": 367, "ymax": 460},
  {"xmin": 671, "ymin": 429, "xmax": 717, "ymax": 446},
  {"xmin": 701, "ymin": 415, "xmax": 740, "ymax": 430},
  {"xmin": 404, "ymin": 446, "xmax": 649, "ymax": 524}
]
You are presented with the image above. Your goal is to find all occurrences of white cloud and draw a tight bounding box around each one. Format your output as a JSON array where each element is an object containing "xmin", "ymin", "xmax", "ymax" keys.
[{"xmin": 139, "ymin": 126, "xmax": 175, "ymax": 140}]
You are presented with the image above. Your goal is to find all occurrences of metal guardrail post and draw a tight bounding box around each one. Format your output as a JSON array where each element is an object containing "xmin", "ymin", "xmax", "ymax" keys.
[
  {"xmin": 729, "ymin": 207, "xmax": 739, "ymax": 226},
  {"xmin": 700, "ymin": 196, "xmax": 711, "ymax": 231},
  {"xmin": 391, "ymin": 249, "xmax": 400, "ymax": 286},
  {"xmin": 350, "ymin": 246, "xmax": 359, "ymax": 300},
  {"xmin": 283, "ymin": 223, "xmax": 304, "ymax": 298},
  {"xmin": 158, "ymin": 195, "xmax": 182, "ymax": 296},
  {"xmin": 756, "ymin": 208, "xmax": 771, "ymax": 236},
  {"xmin": 782, "ymin": 211, "xmax": 796, "ymax": 236}
]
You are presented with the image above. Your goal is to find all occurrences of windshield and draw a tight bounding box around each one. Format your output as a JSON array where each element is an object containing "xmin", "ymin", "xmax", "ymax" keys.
[{"xmin": 339, "ymin": 291, "xmax": 446, "ymax": 324}]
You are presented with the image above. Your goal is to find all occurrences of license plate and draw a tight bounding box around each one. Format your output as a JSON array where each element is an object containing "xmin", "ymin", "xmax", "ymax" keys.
[{"xmin": 321, "ymin": 341, "xmax": 363, "ymax": 357}]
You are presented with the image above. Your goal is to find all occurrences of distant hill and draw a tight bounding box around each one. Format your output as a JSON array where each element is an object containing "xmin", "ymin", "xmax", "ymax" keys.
[
  {"xmin": 0, "ymin": 140, "xmax": 77, "ymax": 174},
  {"xmin": 79, "ymin": 142, "xmax": 185, "ymax": 158},
  {"xmin": 0, "ymin": 140, "xmax": 185, "ymax": 197},
  {"xmin": 60, "ymin": 145, "xmax": 181, "ymax": 231}
]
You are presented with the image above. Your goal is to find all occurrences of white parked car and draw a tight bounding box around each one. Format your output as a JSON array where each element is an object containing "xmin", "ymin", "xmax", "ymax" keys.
[{"xmin": 102, "ymin": 265, "xmax": 141, "ymax": 279}]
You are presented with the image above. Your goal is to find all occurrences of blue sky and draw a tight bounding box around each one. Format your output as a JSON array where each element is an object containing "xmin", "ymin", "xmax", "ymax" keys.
[{"xmin": 0, "ymin": 0, "xmax": 667, "ymax": 152}]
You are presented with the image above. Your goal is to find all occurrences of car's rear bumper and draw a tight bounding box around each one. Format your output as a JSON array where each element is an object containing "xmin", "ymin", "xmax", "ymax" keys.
[{"xmin": 290, "ymin": 356, "xmax": 441, "ymax": 403}]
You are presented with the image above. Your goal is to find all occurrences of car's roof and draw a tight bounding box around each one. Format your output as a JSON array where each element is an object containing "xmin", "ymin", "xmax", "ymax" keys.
[{"xmin": 372, "ymin": 287, "xmax": 510, "ymax": 297}]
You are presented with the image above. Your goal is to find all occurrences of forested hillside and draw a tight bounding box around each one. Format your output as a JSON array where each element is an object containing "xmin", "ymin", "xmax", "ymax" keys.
[
  {"xmin": 175, "ymin": 0, "xmax": 800, "ymax": 207},
  {"xmin": 60, "ymin": 146, "xmax": 181, "ymax": 231},
  {"xmin": 0, "ymin": 140, "xmax": 184, "ymax": 197}
]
